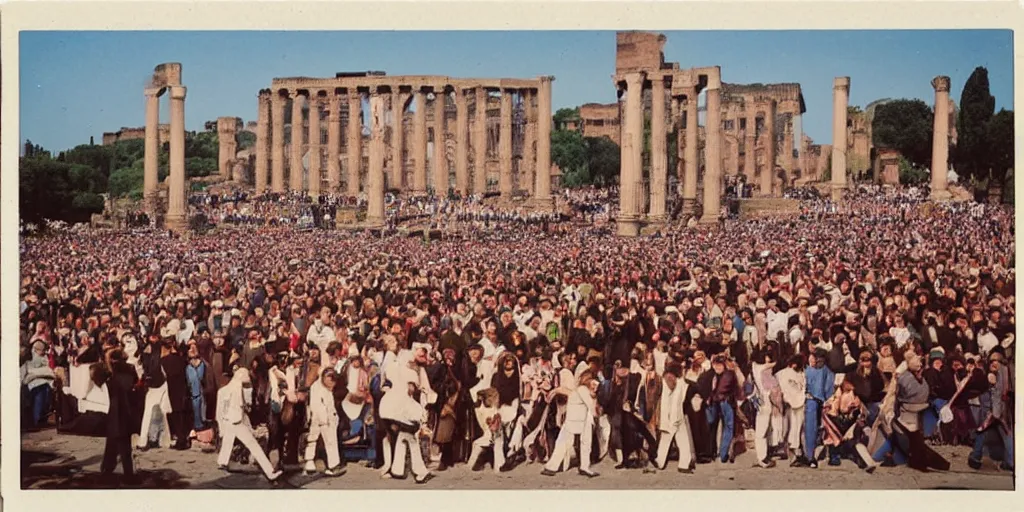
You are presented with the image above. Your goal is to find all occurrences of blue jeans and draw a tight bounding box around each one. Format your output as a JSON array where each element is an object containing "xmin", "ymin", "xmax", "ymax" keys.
[
  {"xmin": 872, "ymin": 436, "xmax": 909, "ymax": 465},
  {"xmin": 971, "ymin": 422, "xmax": 1014, "ymax": 467},
  {"xmin": 190, "ymin": 396, "xmax": 205, "ymax": 431},
  {"xmin": 865, "ymin": 402, "xmax": 881, "ymax": 428},
  {"xmin": 922, "ymin": 398, "xmax": 947, "ymax": 438},
  {"xmin": 804, "ymin": 399, "xmax": 821, "ymax": 460},
  {"xmin": 706, "ymin": 401, "xmax": 735, "ymax": 461},
  {"xmin": 30, "ymin": 385, "xmax": 52, "ymax": 427}
]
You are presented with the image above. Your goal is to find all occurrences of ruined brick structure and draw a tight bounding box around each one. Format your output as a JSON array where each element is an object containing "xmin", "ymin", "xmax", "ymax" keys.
[
  {"xmin": 251, "ymin": 72, "xmax": 555, "ymax": 223},
  {"xmin": 102, "ymin": 124, "xmax": 170, "ymax": 146}
]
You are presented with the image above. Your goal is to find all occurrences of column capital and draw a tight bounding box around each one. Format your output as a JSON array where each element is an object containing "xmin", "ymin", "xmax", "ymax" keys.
[
  {"xmin": 144, "ymin": 87, "xmax": 163, "ymax": 98},
  {"xmin": 169, "ymin": 85, "xmax": 187, "ymax": 100},
  {"xmin": 833, "ymin": 76, "xmax": 851, "ymax": 92},
  {"xmin": 931, "ymin": 75, "xmax": 951, "ymax": 93}
]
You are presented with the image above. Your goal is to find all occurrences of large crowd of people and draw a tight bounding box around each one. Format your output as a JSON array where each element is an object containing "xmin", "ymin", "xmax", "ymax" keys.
[{"xmin": 18, "ymin": 184, "xmax": 1015, "ymax": 487}]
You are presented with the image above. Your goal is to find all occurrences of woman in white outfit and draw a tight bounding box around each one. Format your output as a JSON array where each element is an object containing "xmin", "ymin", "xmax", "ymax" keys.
[
  {"xmin": 303, "ymin": 368, "xmax": 345, "ymax": 476},
  {"xmin": 775, "ymin": 354, "xmax": 807, "ymax": 461},
  {"xmin": 750, "ymin": 350, "xmax": 780, "ymax": 468},
  {"xmin": 215, "ymin": 368, "xmax": 283, "ymax": 482},
  {"xmin": 378, "ymin": 362, "xmax": 433, "ymax": 484}
]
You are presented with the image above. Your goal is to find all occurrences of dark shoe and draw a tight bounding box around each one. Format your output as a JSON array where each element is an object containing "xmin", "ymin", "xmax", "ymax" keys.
[
  {"xmin": 499, "ymin": 460, "xmax": 516, "ymax": 473},
  {"xmin": 998, "ymin": 462, "xmax": 1014, "ymax": 472},
  {"xmin": 578, "ymin": 469, "xmax": 599, "ymax": 478},
  {"xmin": 414, "ymin": 473, "xmax": 434, "ymax": 484},
  {"xmin": 828, "ymin": 456, "xmax": 841, "ymax": 467},
  {"xmin": 758, "ymin": 459, "xmax": 777, "ymax": 469},
  {"xmin": 720, "ymin": 456, "xmax": 729, "ymax": 464},
  {"xmin": 540, "ymin": 469, "xmax": 557, "ymax": 477},
  {"xmin": 865, "ymin": 464, "xmax": 877, "ymax": 474},
  {"xmin": 436, "ymin": 463, "xmax": 448, "ymax": 472},
  {"xmin": 808, "ymin": 460, "xmax": 818, "ymax": 469},
  {"xmin": 678, "ymin": 467, "xmax": 694, "ymax": 474},
  {"xmin": 967, "ymin": 457, "xmax": 982, "ymax": 470},
  {"xmin": 880, "ymin": 456, "xmax": 897, "ymax": 468},
  {"xmin": 790, "ymin": 456, "xmax": 809, "ymax": 468},
  {"xmin": 471, "ymin": 459, "xmax": 487, "ymax": 472}
]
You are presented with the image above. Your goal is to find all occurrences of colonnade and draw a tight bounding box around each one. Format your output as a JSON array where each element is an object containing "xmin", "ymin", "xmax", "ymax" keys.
[
  {"xmin": 252, "ymin": 75, "xmax": 555, "ymax": 218},
  {"xmin": 142, "ymin": 63, "xmax": 188, "ymax": 231}
]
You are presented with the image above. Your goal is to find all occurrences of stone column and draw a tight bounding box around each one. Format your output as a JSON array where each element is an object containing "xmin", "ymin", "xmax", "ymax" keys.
[
  {"xmin": 743, "ymin": 112, "xmax": 756, "ymax": 187},
  {"xmin": 617, "ymin": 72, "xmax": 643, "ymax": 237},
  {"xmin": 307, "ymin": 96, "xmax": 321, "ymax": 198},
  {"xmin": 390, "ymin": 89, "xmax": 406, "ymax": 191},
  {"xmin": 346, "ymin": 90, "xmax": 362, "ymax": 196},
  {"xmin": 682, "ymin": 88, "xmax": 699, "ymax": 215},
  {"xmin": 255, "ymin": 91, "xmax": 270, "ymax": 194},
  {"xmin": 731, "ymin": 128, "xmax": 741, "ymax": 178},
  {"xmin": 289, "ymin": 91, "xmax": 305, "ymax": 193},
  {"xmin": 522, "ymin": 89, "xmax": 536, "ymax": 196},
  {"xmin": 432, "ymin": 90, "xmax": 447, "ymax": 195},
  {"xmin": 473, "ymin": 87, "xmax": 488, "ymax": 195},
  {"xmin": 831, "ymin": 77, "xmax": 850, "ymax": 200},
  {"xmin": 327, "ymin": 93, "xmax": 342, "ymax": 193},
  {"xmin": 762, "ymin": 100, "xmax": 776, "ymax": 197},
  {"xmin": 782, "ymin": 117, "xmax": 794, "ymax": 193},
  {"xmin": 533, "ymin": 76, "xmax": 554, "ymax": 209},
  {"xmin": 455, "ymin": 88, "xmax": 469, "ymax": 195},
  {"xmin": 412, "ymin": 89, "xmax": 427, "ymax": 193},
  {"xmin": 499, "ymin": 89, "xmax": 514, "ymax": 197},
  {"xmin": 648, "ymin": 77, "xmax": 667, "ymax": 222},
  {"xmin": 930, "ymin": 75, "xmax": 952, "ymax": 200},
  {"xmin": 165, "ymin": 85, "xmax": 187, "ymax": 231},
  {"xmin": 217, "ymin": 118, "xmax": 235, "ymax": 181},
  {"xmin": 271, "ymin": 92, "xmax": 286, "ymax": 193},
  {"xmin": 700, "ymin": 71, "xmax": 723, "ymax": 225},
  {"xmin": 143, "ymin": 88, "xmax": 160, "ymax": 214},
  {"xmin": 366, "ymin": 92, "xmax": 386, "ymax": 227}
]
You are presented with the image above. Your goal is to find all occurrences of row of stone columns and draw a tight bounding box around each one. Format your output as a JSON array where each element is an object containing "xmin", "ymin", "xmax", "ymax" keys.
[
  {"xmin": 617, "ymin": 68, "xmax": 723, "ymax": 236},
  {"xmin": 253, "ymin": 79, "xmax": 553, "ymax": 209},
  {"xmin": 142, "ymin": 63, "xmax": 187, "ymax": 231}
]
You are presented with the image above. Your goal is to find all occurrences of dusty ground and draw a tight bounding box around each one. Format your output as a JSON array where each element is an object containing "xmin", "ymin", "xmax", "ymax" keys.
[{"xmin": 19, "ymin": 428, "xmax": 1014, "ymax": 490}]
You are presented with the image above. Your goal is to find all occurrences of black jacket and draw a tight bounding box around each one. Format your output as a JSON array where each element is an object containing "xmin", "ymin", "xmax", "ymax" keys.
[{"xmin": 106, "ymin": 362, "xmax": 140, "ymax": 438}]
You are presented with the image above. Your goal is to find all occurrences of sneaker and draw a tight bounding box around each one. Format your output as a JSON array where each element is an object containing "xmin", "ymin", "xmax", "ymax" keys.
[
  {"xmin": 808, "ymin": 460, "xmax": 818, "ymax": 469},
  {"xmin": 325, "ymin": 466, "xmax": 347, "ymax": 477},
  {"xmin": 414, "ymin": 473, "xmax": 434, "ymax": 484},
  {"xmin": 967, "ymin": 458, "xmax": 982, "ymax": 470}
]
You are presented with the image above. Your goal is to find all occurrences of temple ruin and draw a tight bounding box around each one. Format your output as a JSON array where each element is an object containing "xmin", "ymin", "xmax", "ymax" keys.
[
  {"xmin": 143, "ymin": 62, "xmax": 188, "ymax": 231},
  {"xmin": 246, "ymin": 72, "xmax": 555, "ymax": 217}
]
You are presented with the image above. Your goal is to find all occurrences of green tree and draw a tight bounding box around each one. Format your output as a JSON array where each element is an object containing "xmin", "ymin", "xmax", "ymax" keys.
[
  {"xmin": 955, "ymin": 67, "xmax": 996, "ymax": 188},
  {"xmin": 551, "ymin": 129, "xmax": 587, "ymax": 177},
  {"xmin": 871, "ymin": 99, "xmax": 933, "ymax": 169},
  {"xmin": 238, "ymin": 131, "xmax": 256, "ymax": 150},
  {"xmin": 986, "ymin": 108, "xmax": 1013, "ymax": 201},
  {"xmin": 71, "ymin": 192, "xmax": 106, "ymax": 214},
  {"xmin": 108, "ymin": 165, "xmax": 146, "ymax": 198},
  {"xmin": 585, "ymin": 136, "xmax": 620, "ymax": 186},
  {"xmin": 898, "ymin": 156, "xmax": 929, "ymax": 185},
  {"xmin": 552, "ymin": 107, "xmax": 580, "ymax": 129}
]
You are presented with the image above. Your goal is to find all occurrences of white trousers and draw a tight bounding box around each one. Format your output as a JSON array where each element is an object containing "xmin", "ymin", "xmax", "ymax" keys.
[
  {"xmin": 544, "ymin": 426, "xmax": 592, "ymax": 473},
  {"xmin": 391, "ymin": 430, "xmax": 429, "ymax": 479},
  {"xmin": 217, "ymin": 423, "xmax": 276, "ymax": 478},
  {"xmin": 754, "ymin": 406, "xmax": 774, "ymax": 462},
  {"xmin": 597, "ymin": 415, "xmax": 611, "ymax": 459},
  {"xmin": 304, "ymin": 422, "xmax": 341, "ymax": 470},
  {"xmin": 470, "ymin": 430, "xmax": 506, "ymax": 473},
  {"xmin": 655, "ymin": 426, "xmax": 695, "ymax": 470},
  {"xmin": 770, "ymin": 408, "xmax": 786, "ymax": 446},
  {"xmin": 137, "ymin": 384, "xmax": 171, "ymax": 448},
  {"xmin": 786, "ymin": 406, "xmax": 804, "ymax": 456}
]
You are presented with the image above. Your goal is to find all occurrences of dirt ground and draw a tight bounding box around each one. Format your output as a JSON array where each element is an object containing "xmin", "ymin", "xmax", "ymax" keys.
[{"xmin": 18, "ymin": 428, "xmax": 1013, "ymax": 490}]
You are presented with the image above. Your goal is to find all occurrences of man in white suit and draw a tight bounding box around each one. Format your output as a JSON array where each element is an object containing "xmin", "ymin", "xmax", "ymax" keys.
[
  {"xmin": 215, "ymin": 368, "xmax": 283, "ymax": 482},
  {"xmin": 541, "ymin": 371, "xmax": 599, "ymax": 477},
  {"xmin": 303, "ymin": 368, "xmax": 345, "ymax": 476},
  {"xmin": 654, "ymin": 363, "xmax": 697, "ymax": 473}
]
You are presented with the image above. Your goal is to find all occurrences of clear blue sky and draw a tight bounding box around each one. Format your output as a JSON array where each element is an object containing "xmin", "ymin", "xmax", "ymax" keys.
[{"xmin": 20, "ymin": 30, "xmax": 1013, "ymax": 153}]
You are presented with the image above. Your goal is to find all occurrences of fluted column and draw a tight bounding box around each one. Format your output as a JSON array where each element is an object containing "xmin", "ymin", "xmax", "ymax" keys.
[
  {"xmin": 366, "ymin": 92, "xmax": 386, "ymax": 227},
  {"xmin": 327, "ymin": 93, "xmax": 342, "ymax": 193},
  {"xmin": 649, "ymin": 77, "xmax": 667, "ymax": 222},
  {"xmin": 473, "ymin": 87, "xmax": 488, "ymax": 195},
  {"xmin": 533, "ymin": 76, "xmax": 554, "ymax": 208},
  {"xmin": 762, "ymin": 100, "xmax": 776, "ymax": 197},
  {"xmin": 931, "ymin": 76, "xmax": 952, "ymax": 201},
  {"xmin": 289, "ymin": 91, "xmax": 305, "ymax": 192},
  {"xmin": 743, "ymin": 113, "xmax": 756, "ymax": 188},
  {"xmin": 831, "ymin": 77, "xmax": 850, "ymax": 200},
  {"xmin": 255, "ymin": 91, "xmax": 270, "ymax": 194},
  {"xmin": 143, "ymin": 88, "xmax": 160, "ymax": 214},
  {"xmin": 271, "ymin": 93, "xmax": 286, "ymax": 193},
  {"xmin": 730, "ymin": 126, "xmax": 741, "ymax": 178},
  {"xmin": 166, "ymin": 85, "xmax": 187, "ymax": 231},
  {"xmin": 617, "ymin": 72, "xmax": 643, "ymax": 237},
  {"xmin": 390, "ymin": 89, "xmax": 407, "ymax": 191},
  {"xmin": 217, "ymin": 119, "xmax": 233, "ymax": 180},
  {"xmin": 455, "ymin": 88, "xmax": 469, "ymax": 195},
  {"xmin": 499, "ymin": 90, "xmax": 513, "ymax": 197},
  {"xmin": 346, "ymin": 90, "xmax": 362, "ymax": 196},
  {"xmin": 700, "ymin": 70, "xmax": 723, "ymax": 224},
  {"xmin": 782, "ymin": 117, "xmax": 793, "ymax": 192},
  {"xmin": 431, "ymin": 90, "xmax": 447, "ymax": 195},
  {"xmin": 682, "ymin": 88, "xmax": 699, "ymax": 215},
  {"xmin": 307, "ymin": 96, "xmax": 321, "ymax": 198},
  {"xmin": 412, "ymin": 89, "xmax": 427, "ymax": 193},
  {"xmin": 522, "ymin": 89, "xmax": 536, "ymax": 196}
]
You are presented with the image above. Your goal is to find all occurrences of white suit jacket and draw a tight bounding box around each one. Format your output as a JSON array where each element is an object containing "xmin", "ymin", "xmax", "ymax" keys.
[
  {"xmin": 308, "ymin": 380, "xmax": 339, "ymax": 427},
  {"xmin": 216, "ymin": 382, "xmax": 245, "ymax": 426},
  {"xmin": 658, "ymin": 379, "xmax": 687, "ymax": 434},
  {"xmin": 563, "ymin": 386, "xmax": 595, "ymax": 435}
]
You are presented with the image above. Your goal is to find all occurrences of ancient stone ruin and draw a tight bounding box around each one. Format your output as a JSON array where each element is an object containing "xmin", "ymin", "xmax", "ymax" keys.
[{"xmin": 143, "ymin": 62, "xmax": 188, "ymax": 231}]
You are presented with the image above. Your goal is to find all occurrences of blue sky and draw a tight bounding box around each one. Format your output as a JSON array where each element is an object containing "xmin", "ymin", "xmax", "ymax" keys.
[{"xmin": 20, "ymin": 30, "xmax": 1013, "ymax": 153}]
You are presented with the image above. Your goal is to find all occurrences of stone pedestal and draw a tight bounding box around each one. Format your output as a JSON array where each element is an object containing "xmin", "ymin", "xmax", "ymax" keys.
[
  {"xmin": 165, "ymin": 85, "xmax": 188, "ymax": 232},
  {"xmin": 930, "ymin": 76, "xmax": 952, "ymax": 201}
]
